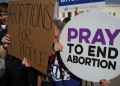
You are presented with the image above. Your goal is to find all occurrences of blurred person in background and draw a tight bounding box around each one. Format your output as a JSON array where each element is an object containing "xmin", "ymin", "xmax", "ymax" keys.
[{"xmin": 0, "ymin": 2, "xmax": 38, "ymax": 86}]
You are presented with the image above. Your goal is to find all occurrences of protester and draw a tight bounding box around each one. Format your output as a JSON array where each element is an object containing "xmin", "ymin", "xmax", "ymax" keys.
[
  {"xmin": 47, "ymin": 19, "xmax": 110, "ymax": 86},
  {"xmin": 0, "ymin": 1, "xmax": 111, "ymax": 86},
  {"xmin": 22, "ymin": 19, "xmax": 66, "ymax": 86},
  {"xmin": 0, "ymin": 2, "xmax": 38, "ymax": 86},
  {"xmin": 22, "ymin": 18, "xmax": 110, "ymax": 86},
  {"xmin": 0, "ymin": 2, "xmax": 7, "ymax": 86},
  {"xmin": 48, "ymin": 19, "xmax": 81, "ymax": 86}
]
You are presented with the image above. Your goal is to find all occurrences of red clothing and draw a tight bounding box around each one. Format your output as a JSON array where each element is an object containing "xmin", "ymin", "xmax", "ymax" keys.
[{"xmin": 48, "ymin": 53, "xmax": 58, "ymax": 68}]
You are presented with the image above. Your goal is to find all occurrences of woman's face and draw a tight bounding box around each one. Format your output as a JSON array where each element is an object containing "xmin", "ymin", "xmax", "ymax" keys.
[
  {"xmin": 53, "ymin": 25, "xmax": 61, "ymax": 44},
  {"xmin": 0, "ymin": 12, "xmax": 8, "ymax": 25}
]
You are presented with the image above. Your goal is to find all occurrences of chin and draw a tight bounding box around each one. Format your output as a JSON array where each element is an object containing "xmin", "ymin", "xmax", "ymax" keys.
[
  {"xmin": 3, "ymin": 22, "xmax": 7, "ymax": 25},
  {"xmin": 53, "ymin": 41, "xmax": 56, "ymax": 44},
  {"xmin": 53, "ymin": 40, "xmax": 57, "ymax": 44}
]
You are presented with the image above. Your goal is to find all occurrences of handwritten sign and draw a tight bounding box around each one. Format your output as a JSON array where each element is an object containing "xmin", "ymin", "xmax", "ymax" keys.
[
  {"xmin": 59, "ymin": 11, "xmax": 120, "ymax": 82},
  {"xmin": 59, "ymin": 0, "xmax": 105, "ymax": 13},
  {"xmin": 8, "ymin": 0, "xmax": 55, "ymax": 74}
]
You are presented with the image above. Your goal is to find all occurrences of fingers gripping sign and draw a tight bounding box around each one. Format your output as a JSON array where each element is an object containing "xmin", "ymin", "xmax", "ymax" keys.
[
  {"xmin": 54, "ymin": 42, "xmax": 63, "ymax": 52},
  {"xmin": 22, "ymin": 57, "xmax": 31, "ymax": 67},
  {"xmin": 99, "ymin": 79, "xmax": 110, "ymax": 86},
  {"xmin": 2, "ymin": 34, "xmax": 11, "ymax": 45}
]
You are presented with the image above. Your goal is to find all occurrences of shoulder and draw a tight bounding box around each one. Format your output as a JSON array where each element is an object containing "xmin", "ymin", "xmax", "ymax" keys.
[
  {"xmin": 0, "ymin": 29, "xmax": 7, "ymax": 36},
  {"xmin": 0, "ymin": 29, "xmax": 7, "ymax": 45}
]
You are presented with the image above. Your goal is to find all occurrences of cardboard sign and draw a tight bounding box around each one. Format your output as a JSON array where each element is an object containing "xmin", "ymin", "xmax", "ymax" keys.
[
  {"xmin": 59, "ymin": 11, "xmax": 120, "ymax": 82},
  {"xmin": 8, "ymin": 0, "xmax": 55, "ymax": 74},
  {"xmin": 59, "ymin": 0, "xmax": 105, "ymax": 13}
]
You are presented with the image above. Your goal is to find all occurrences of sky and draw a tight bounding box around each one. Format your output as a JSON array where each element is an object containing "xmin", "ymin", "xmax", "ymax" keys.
[{"xmin": 0, "ymin": 0, "xmax": 120, "ymax": 4}]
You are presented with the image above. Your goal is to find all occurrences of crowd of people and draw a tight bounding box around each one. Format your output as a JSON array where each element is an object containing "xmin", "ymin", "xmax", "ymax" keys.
[{"xmin": 0, "ymin": 2, "xmax": 110, "ymax": 86}]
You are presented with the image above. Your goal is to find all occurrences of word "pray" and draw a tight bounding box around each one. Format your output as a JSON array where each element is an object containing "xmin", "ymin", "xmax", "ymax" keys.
[{"xmin": 68, "ymin": 28, "xmax": 120, "ymax": 45}]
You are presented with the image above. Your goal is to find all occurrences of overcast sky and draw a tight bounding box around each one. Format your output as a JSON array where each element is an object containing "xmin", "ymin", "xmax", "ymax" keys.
[{"xmin": 0, "ymin": 0, "xmax": 120, "ymax": 4}]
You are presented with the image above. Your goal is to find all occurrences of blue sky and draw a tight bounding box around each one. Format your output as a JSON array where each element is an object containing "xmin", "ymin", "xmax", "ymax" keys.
[{"xmin": 0, "ymin": 0, "xmax": 120, "ymax": 4}]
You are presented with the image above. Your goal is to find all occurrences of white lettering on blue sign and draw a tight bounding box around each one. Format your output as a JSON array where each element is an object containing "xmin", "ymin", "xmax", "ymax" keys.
[
  {"xmin": 61, "ymin": 0, "xmax": 75, "ymax": 3},
  {"xmin": 51, "ymin": 57, "xmax": 70, "ymax": 81}
]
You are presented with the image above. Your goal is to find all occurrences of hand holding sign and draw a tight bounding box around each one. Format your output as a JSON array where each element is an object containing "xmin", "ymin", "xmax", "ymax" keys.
[
  {"xmin": 54, "ymin": 42, "xmax": 63, "ymax": 52},
  {"xmin": 99, "ymin": 79, "xmax": 110, "ymax": 86},
  {"xmin": 2, "ymin": 34, "xmax": 10, "ymax": 45},
  {"xmin": 22, "ymin": 57, "xmax": 31, "ymax": 67}
]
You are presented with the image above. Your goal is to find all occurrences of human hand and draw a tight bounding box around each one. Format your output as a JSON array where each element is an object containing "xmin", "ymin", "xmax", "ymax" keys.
[
  {"xmin": 22, "ymin": 57, "xmax": 31, "ymax": 67},
  {"xmin": 54, "ymin": 42, "xmax": 63, "ymax": 52},
  {"xmin": 75, "ymin": 7, "xmax": 81, "ymax": 15},
  {"xmin": 98, "ymin": 79, "xmax": 110, "ymax": 86},
  {"xmin": 2, "ymin": 34, "xmax": 10, "ymax": 45}
]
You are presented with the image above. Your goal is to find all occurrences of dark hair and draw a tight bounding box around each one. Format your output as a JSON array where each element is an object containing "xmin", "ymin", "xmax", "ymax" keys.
[
  {"xmin": 0, "ymin": 2, "xmax": 8, "ymax": 14},
  {"xmin": 63, "ymin": 17, "xmax": 71, "ymax": 23}
]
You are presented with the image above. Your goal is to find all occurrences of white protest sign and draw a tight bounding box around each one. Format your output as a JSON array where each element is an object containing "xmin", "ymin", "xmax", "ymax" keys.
[
  {"xmin": 59, "ymin": 0, "xmax": 105, "ymax": 13},
  {"xmin": 59, "ymin": 11, "xmax": 120, "ymax": 82}
]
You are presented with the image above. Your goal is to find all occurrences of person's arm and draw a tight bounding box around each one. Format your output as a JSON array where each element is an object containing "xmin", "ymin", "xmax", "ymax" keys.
[
  {"xmin": 0, "ymin": 34, "xmax": 10, "ymax": 60},
  {"xmin": 93, "ymin": 79, "xmax": 110, "ymax": 86},
  {"xmin": 99, "ymin": 79, "xmax": 110, "ymax": 86},
  {"xmin": 0, "ymin": 45, "xmax": 7, "ymax": 60},
  {"xmin": 75, "ymin": 7, "xmax": 81, "ymax": 15}
]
